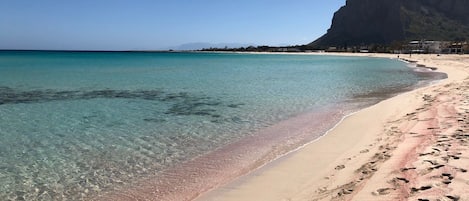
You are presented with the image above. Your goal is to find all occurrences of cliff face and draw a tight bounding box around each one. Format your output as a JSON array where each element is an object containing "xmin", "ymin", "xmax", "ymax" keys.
[{"xmin": 310, "ymin": 0, "xmax": 469, "ymax": 48}]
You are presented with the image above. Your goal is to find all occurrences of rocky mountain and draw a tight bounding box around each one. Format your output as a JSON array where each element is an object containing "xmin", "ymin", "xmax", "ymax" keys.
[{"xmin": 309, "ymin": 0, "xmax": 469, "ymax": 49}]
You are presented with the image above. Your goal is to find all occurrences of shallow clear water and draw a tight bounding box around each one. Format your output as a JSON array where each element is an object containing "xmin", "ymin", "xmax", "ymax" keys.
[{"xmin": 0, "ymin": 51, "xmax": 443, "ymax": 200}]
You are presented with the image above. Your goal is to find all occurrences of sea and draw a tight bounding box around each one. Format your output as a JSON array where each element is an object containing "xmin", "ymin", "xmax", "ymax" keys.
[{"xmin": 0, "ymin": 51, "xmax": 446, "ymax": 200}]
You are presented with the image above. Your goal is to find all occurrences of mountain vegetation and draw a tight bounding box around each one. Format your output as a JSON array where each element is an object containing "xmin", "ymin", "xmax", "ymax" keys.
[{"xmin": 309, "ymin": 0, "xmax": 469, "ymax": 49}]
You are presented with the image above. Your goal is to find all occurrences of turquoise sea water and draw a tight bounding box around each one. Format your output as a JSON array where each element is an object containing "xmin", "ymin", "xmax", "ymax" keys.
[{"xmin": 0, "ymin": 51, "xmax": 445, "ymax": 200}]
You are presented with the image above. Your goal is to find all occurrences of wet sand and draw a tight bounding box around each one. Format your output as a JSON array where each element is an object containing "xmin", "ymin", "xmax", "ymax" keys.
[
  {"xmin": 196, "ymin": 54, "xmax": 469, "ymax": 201},
  {"xmin": 96, "ymin": 99, "xmax": 349, "ymax": 201}
]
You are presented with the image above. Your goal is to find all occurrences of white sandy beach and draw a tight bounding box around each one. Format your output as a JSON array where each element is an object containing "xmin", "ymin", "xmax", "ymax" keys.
[{"xmin": 196, "ymin": 53, "xmax": 469, "ymax": 201}]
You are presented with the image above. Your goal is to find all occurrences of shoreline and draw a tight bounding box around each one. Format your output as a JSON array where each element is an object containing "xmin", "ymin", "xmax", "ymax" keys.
[
  {"xmin": 196, "ymin": 53, "xmax": 469, "ymax": 200},
  {"xmin": 96, "ymin": 53, "xmax": 433, "ymax": 201},
  {"xmin": 94, "ymin": 53, "xmax": 467, "ymax": 201}
]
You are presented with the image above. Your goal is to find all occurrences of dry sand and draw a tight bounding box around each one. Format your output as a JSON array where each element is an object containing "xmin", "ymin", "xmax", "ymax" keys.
[{"xmin": 196, "ymin": 54, "xmax": 469, "ymax": 201}]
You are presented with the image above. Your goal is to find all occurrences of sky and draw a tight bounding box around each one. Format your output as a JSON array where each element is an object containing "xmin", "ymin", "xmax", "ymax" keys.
[{"xmin": 0, "ymin": 0, "xmax": 345, "ymax": 50}]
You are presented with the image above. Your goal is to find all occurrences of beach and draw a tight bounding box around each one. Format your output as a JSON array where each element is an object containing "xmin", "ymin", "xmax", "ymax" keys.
[
  {"xmin": 196, "ymin": 54, "xmax": 469, "ymax": 201},
  {"xmin": 1, "ymin": 52, "xmax": 465, "ymax": 200},
  {"xmin": 2, "ymin": 52, "xmax": 440, "ymax": 200}
]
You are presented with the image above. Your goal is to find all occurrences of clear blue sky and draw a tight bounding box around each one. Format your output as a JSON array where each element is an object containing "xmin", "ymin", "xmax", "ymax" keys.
[{"xmin": 0, "ymin": 0, "xmax": 345, "ymax": 50}]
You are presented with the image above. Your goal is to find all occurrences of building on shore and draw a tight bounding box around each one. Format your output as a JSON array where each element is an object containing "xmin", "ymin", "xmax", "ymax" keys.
[
  {"xmin": 448, "ymin": 42, "xmax": 469, "ymax": 54},
  {"xmin": 407, "ymin": 40, "xmax": 444, "ymax": 54}
]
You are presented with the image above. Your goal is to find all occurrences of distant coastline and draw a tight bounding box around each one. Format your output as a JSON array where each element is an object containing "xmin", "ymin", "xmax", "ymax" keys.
[{"xmin": 0, "ymin": 49, "xmax": 191, "ymax": 53}]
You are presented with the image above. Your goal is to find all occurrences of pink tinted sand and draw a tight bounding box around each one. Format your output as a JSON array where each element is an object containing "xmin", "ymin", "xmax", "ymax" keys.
[
  {"xmin": 196, "ymin": 54, "xmax": 469, "ymax": 201},
  {"xmin": 97, "ymin": 53, "xmax": 469, "ymax": 201},
  {"xmin": 96, "ymin": 105, "xmax": 348, "ymax": 200}
]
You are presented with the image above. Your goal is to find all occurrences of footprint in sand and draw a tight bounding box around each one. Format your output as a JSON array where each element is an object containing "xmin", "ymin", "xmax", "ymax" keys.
[
  {"xmin": 360, "ymin": 149, "xmax": 369, "ymax": 153},
  {"xmin": 335, "ymin": 165, "xmax": 345, "ymax": 170},
  {"xmin": 446, "ymin": 195, "xmax": 461, "ymax": 201},
  {"xmin": 401, "ymin": 167, "xmax": 417, "ymax": 172},
  {"xmin": 457, "ymin": 168, "xmax": 467, "ymax": 173},
  {"xmin": 394, "ymin": 177, "xmax": 410, "ymax": 183},
  {"xmin": 411, "ymin": 185, "xmax": 432, "ymax": 193},
  {"xmin": 372, "ymin": 188, "xmax": 392, "ymax": 196}
]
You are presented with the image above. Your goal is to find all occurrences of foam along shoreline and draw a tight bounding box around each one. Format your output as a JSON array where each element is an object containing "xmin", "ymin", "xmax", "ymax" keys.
[{"xmin": 196, "ymin": 54, "xmax": 469, "ymax": 201}]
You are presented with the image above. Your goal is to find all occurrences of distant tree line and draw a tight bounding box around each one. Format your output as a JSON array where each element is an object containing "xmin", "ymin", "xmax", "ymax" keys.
[{"xmin": 199, "ymin": 40, "xmax": 469, "ymax": 54}]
